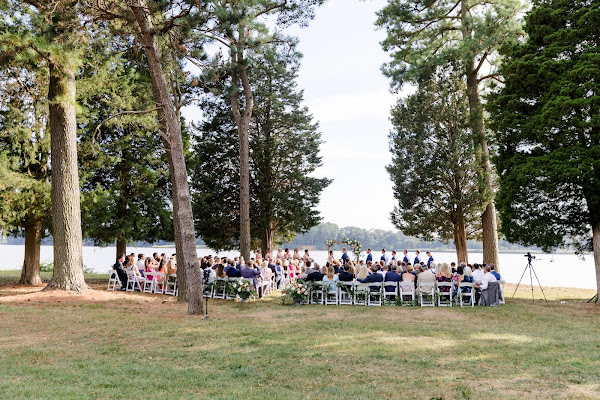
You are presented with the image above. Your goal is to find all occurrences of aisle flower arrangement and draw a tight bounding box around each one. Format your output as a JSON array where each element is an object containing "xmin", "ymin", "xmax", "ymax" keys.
[
  {"xmin": 282, "ymin": 282, "xmax": 309, "ymax": 305},
  {"xmin": 229, "ymin": 279, "xmax": 256, "ymax": 301}
]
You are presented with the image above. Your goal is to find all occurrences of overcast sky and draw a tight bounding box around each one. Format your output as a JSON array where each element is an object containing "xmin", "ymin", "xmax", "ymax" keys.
[{"xmin": 185, "ymin": 0, "xmax": 402, "ymax": 231}]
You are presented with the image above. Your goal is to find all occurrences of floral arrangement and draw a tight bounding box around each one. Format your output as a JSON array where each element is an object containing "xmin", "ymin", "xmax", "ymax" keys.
[
  {"xmin": 326, "ymin": 238, "xmax": 363, "ymax": 262},
  {"xmin": 229, "ymin": 279, "xmax": 256, "ymax": 300},
  {"xmin": 282, "ymin": 281, "xmax": 309, "ymax": 302}
]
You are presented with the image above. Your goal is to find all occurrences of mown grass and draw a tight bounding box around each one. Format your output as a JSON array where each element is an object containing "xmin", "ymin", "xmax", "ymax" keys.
[{"xmin": 0, "ymin": 272, "xmax": 599, "ymax": 399}]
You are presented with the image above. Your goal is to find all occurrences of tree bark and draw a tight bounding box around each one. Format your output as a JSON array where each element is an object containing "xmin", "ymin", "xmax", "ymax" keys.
[
  {"xmin": 129, "ymin": 2, "xmax": 202, "ymax": 314},
  {"xmin": 261, "ymin": 226, "xmax": 274, "ymax": 259},
  {"xmin": 19, "ymin": 220, "xmax": 43, "ymax": 286},
  {"xmin": 593, "ymin": 222, "xmax": 600, "ymax": 304},
  {"xmin": 43, "ymin": 50, "xmax": 87, "ymax": 292},
  {"xmin": 116, "ymin": 237, "xmax": 126, "ymax": 260},
  {"xmin": 461, "ymin": 0, "xmax": 500, "ymax": 271},
  {"xmin": 453, "ymin": 216, "xmax": 469, "ymax": 265},
  {"xmin": 229, "ymin": 48, "xmax": 254, "ymax": 263}
]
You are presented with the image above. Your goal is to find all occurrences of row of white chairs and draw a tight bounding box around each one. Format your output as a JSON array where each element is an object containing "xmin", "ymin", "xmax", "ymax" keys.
[
  {"xmin": 300, "ymin": 279, "xmax": 505, "ymax": 307},
  {"xmin": 203, "ymin": 278, "xmax": 259, "ymax": 300},
  {"xmin": 107, "ymin": 269, "xmax": 178, "ymax": 296}
]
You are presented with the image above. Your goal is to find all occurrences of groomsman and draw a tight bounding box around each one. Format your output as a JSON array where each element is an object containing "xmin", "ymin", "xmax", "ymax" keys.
[
  {"xmin": 414, "ymin": 250, "xmax": 422, "ymax": 266},
  {"xmin": 426, "ymin": 251, "xmax": 434, "ymax": 267},
  {"xmin": 381, "ymin": 249, "xmax": 390, "ymax": 265},
  {"xmin": 366, "ymin": 248, "xmax": 373, "ymax": 263},
  {"xmin": 341, "ymin": 247, "xmax": 349, "ymax": 265},
  {"xmin": 390, "ymin": 250, "xmax": 397, "ymax": 265},
  {"xmin": 402, "ymin": 250, "xmax": 409, "ymax": 263}
]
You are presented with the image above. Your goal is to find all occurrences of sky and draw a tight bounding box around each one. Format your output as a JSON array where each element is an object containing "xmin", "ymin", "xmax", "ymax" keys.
[{"xmin": 184, "ymin": 0, "xmax": 403, "ymax": 231}]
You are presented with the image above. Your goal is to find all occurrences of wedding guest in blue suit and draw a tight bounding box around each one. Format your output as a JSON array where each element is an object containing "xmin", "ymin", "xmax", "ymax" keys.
[
  {"xmin": 426, "ymin": 251, "xmax": 434, "ymax": 267},
  {"xmin": 366, "ymin": 248, "xmax": 373, "ymax": 264},
  {"xmin": 384, "ymin": 264, "xmax": 402, "ymax": 292},
  {"xmin": 341, "ymin": 247, "xmax": 349, "ymax": 265},
  {"xmin": 414, "ymin": 250, "xmax": 422, "ymax": 266}
]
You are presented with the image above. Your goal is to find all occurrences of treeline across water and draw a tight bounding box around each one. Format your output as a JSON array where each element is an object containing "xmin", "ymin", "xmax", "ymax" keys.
[{"xmin": 282, "ymin": 222, "xmax": 536, "ymax": 252}]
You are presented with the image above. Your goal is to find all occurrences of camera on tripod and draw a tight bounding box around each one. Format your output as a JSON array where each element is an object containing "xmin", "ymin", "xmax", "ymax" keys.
[
  {"xmin": 202, "ymin": 268, "xmax": 211, "ymax": 285},
  {"xmin": 524, "ymin": 252, "xmax": 536, "ymax": 261}
]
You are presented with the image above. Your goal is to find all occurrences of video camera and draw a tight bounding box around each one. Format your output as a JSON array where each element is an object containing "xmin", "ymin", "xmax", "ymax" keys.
[{"xmin": 524, "ymin": 252, "xmax": 536, "ymax": 262}]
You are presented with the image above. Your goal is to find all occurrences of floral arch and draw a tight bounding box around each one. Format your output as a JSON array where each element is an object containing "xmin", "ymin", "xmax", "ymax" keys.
[{"xmin": 326, "ymin": 238, "xmax": 363, "ymax": 263}]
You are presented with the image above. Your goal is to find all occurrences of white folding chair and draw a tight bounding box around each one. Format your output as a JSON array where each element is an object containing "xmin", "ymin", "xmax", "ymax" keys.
[
  {"xmin": 354, "ymin": 282, "xmax": 370, "ymax": 306},
  {"xmin": 436, "ymin": 282, "xmax": 453, "ymax": 306},
  {"xmin": 153, "ymin": 273, "xmax": 166, "ymax": 294},
  {"xmin": 366, "ymin": 282, "xmax": 383, "ymax": 306},
  {"xmin": 419, "ymin": 282, "xmax": 435, "ymax": 307},
  {"xmin": 499, "ymin": 280, "xmax": 506, "ymax": 304},
  {"xmin": 107, "ymin": 269, "xmax": 121, "ymax": 291},
  {"xmin": 309, "ymin": 281, "xmax": 325, "ymax": 305},
  {"xmin": 126, "ymin": 270, "xmax": 144, "ymax": 292},
  {"xmin": 383, "ymin": 280, "xmax": 399, "ymax": 304},
  {"xmin": 458, "ymin": 282, "xmax": 474, "ymax": 307},
  {"xmin": 143, "ymin": 272, "xmax": 156, "ymax": 293},
  {"xmin": 164, "ymin": 274, "xmax": 177, "ymax": 296},
  {"xmin": 399, "ymin": 281, "xmax": 415, "ymax": 304},
  {"xmin": 324, "ymin": 282, "xmax": 338, "ymax": 305},
  {"xmin": 212, "ymin": 278, "xmax": 227, "ymax": 299},
  {"xmin": 338, "ymin": 281, "xmax": 354, "ymax": 305}
]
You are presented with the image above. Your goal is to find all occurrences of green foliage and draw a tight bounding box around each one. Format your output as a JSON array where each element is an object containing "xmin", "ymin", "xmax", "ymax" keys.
[
  {"xmin": 191, "ymin": 41, "xmax": 330, "ymax": 251},
  {"xmin": 489, "ymin": 0, "xmax": 600, "ymax": 253},
  {"xmin": 387, "ymin": 66, "xmax": 487, "ymax": 243},
  {"xmin": 0, "ymin": 5, "xmax": 52, "ymax": 237},
  {"xmin": 39, "ymin": 261, "xmax": 54, "ymax": 273},
  {"xmin": 77, "ymin": 29, "xmax": 174, "ymax": 247}
]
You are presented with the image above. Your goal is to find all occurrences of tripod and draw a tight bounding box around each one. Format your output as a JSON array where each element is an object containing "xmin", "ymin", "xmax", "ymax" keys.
[{"xmin": 512, "ymin": 254, "xmax": 547, "ymax": 301}]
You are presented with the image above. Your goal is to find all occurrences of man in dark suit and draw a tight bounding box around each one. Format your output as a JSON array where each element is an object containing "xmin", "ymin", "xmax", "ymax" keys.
[
  {"xmin": 338, "ymin": 264, "xmax": 355, "ymax": 281},
  {"xmin": 341, "ymin": 248, "xmax": 349, "ymax": 265},
  {"xmin": 226, "ymin": 262, "xmax": 242, "ymax": 278},
  {"xmin": 402, "ymin": 250, "xmax": 409, "ymax": 263},
  {"xmin": 365, "ymin": 248, "xmax": 373, "ymax": 264},
  {"xmin": 384, "ymin": 264, "xmax": 402, "ymax": 292},
  {"xmin": 358, "ymin": 264, "xmax": 384, "ymax": 291},
  {"xmin": 305, "ymin": 261, "xmax": 324, "ymax": 281},
  {"xmin": 113, "ymin": 253, "xmax": 128, "ymax": 291}
]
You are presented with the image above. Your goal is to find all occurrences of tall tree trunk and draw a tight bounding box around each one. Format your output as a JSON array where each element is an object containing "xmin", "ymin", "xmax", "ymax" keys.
[
  {"xmin": 238, "ymin": 115, "xmax": 251, "ymax": 262},
  {"xmin": 129, "ymin": 3, "xmax": 202, "ymax": 314},
  {"xmin": 593, "ymin": 222, "xmax": 600, "ymax": 304},
  {"xmin": 116, "ymin": 237, "xmax": 126, "ymax": 260},
  {"xmin": 230, "ymin": 50, "xmax": 254, "ymax": 263},
  {"xmin": 261, "ymin": 226, "xmax": 274, "ymax": 259},
  {"xmin": 461, "ymin": 0, "xmax": 500, "ymax": 270},
  {"xmin": 453, "ymin": 217, "xmax": 469, "ymax": 265},
  {"xmin": 19, "ymin": 220, "xmax": 43, "ymax": 285},
  {"xmin": 43, "ymin": 55, "xmax": 87, "ymax": 292}
]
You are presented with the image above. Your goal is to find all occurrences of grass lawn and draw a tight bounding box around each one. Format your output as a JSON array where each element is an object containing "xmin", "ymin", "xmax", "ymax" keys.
[{"xmin": 0, "ymin": 270, "xmax": 599, "ymax": 399}]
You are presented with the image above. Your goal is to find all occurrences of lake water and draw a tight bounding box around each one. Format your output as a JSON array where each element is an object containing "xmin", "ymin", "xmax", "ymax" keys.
[{"xmin": 0, "ymin": 245, "xmax": 596, "ymax": 290}]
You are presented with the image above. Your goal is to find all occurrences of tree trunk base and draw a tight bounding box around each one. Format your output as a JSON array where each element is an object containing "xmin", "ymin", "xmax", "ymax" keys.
[{"xmin": 43, "ymin": 279, "xmax": 89, "ymax": 293}]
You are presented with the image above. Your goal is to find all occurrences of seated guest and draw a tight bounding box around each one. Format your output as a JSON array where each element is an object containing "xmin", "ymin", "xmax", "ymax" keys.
[
  {"xmin": 378, "ymin": 260, "xmax": 386, "ymax": 276},
  {"xmin": 490, "ymin": 264, "xmax": 501, "ymax": 281},
  {"xmin": 166, "ymin": 256, "xmax": 177, "ymax": 275},
  {"xmin": 357, "ymin": 264, "xmax": 369, "ymax": 280},
  {"xmin": 241, "ymin": 261, "xmax": 261, "ymax": 291},
  {"xmin": 305, "ymin": 261, "xmax": 324, "ymax": 281},
  {"xmin": 261, "ymin": 261, "xmax": 272, "ymax": 287},
  {"xmin": 144, "ymin": 257, "xmax": 155, "ymax": 274},
  {"xmin": 322, "ymin": 266, "xmax": 339, "ymax": 292},
  {"xmin": 384, "ymin": 264, "xmax": 402, "ymax": 292},
  {"xmin": 357, "ymin": 264, "xmax": 384, "ymax": 290},
  {"xmin": 338, "ymin": 264, "xmax": 355, "ymax": 281},
  {"xmin": 215, "ymin": 263, "xmax": 227, "ymax": 279},
  {"xmin": 436, "ymin": 263, "xmax": 453, "ymax": 292},
  {"xmin": 417, "ymin": 264, "xmax": 436, "ymax": 286},
  {"xmin": 297, "ymin": 265, "xmax": 307, "ymax": 280},
  {"xmin": 450, "ymin": 262, "xmax": 457, "ymax": 274},
  {"xmin": 433, "ymin": 262, "xmax": 442, "ymax": 278},
  {"xmin": 113, "ymin": 253, "xmax": 128, "ymax": 290},
  {"xmin": 402, "ymin": 265, "xmax": 416, "ymax": 282},
  {"xmin": 474, "ymin": 265, "xmax": 499, "ymax": 305},
  {"xmin": 226, "ymin": 261, "xmax": 242, "ymax": 277}
]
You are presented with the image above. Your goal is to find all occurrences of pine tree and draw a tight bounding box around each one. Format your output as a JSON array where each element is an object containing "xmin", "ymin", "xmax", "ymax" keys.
[
  {"xmin": 191, "ymin": 41, "xmax": 330, "ymax": 255},
  {"xmin": 201, "ymin": 0, "xmax": 326, "ymax": 262},
  {"xmin": 388, "ymin": 66, "xmax": 488, "ymax": 263},
  {"xmin": 77, "ymin": 35, "xmax": 174, "ymax": 259},
  {"xmin": 1, "ymin": 0, "xmax": 88, "ymax": 291},
  {"xmin": 376, "ymin": 0, "xmax": 525, "ymax": 270},
  {"xmin": 489, "ymin": 0, "xmax": 600, "ymax": 301},
  {"xmin": 0, "ymin": 63, "xmax": 50, "ymax": 285}
]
